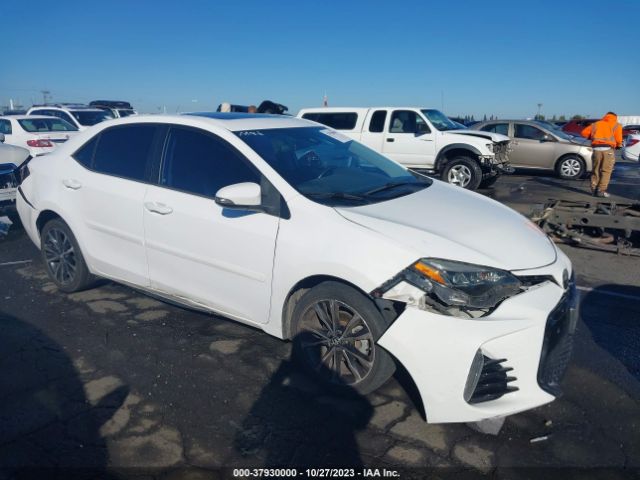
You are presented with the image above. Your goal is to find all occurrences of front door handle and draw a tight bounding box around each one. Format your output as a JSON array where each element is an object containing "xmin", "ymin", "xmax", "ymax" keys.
[
  {"xmin": 386, "ymin": 138, "xmax": 395, "ymax": 143},
  {"xmin": 144, "ymin": 202, "xmax": 173, "ymax": 215},
  {"xmin": 62, "ymin": 179, "xmax": 82, "ymax": 190}
]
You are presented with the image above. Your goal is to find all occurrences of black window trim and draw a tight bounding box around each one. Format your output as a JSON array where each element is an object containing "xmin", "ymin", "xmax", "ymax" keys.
[
  {"xmin": 70, "ymin": 123, "xmax": 165, "ymax": 185},
  {"xmin": 156, "ymin": 125, "xmax": 286, "ymax": 218}
]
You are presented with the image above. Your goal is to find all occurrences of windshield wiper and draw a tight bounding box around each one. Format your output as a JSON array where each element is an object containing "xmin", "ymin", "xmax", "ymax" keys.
[
  {"xmin": 305, "ymin": 191, "xmax": 365, "ymax": 201},
  {"xmin": 360, "ymin": 181, "xmax": 421, "ymax": 196}
]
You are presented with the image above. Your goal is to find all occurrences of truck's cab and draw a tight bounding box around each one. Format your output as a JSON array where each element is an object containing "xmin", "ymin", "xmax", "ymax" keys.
[{"xmin": 298, "ymin": 107, "xmax": 512, "ymax": 190}]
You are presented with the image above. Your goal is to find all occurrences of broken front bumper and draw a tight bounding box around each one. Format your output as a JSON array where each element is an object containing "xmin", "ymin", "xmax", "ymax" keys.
[{"xmin": 377, "ymin": 280, "xmax": 577, "ymax": 423}]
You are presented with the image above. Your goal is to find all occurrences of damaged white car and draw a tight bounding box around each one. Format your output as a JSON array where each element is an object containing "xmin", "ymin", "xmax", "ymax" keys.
[
  {"xmin": 0, "ymin": 133, "xmax": 30, "ymax": 221},
  {"xmin": 17, "ymin": 113, "xmax": 577, "ymax": 423}
]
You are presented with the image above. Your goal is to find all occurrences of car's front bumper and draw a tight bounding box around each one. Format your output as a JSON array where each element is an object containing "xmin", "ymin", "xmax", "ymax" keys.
[{"xmin": 378, "ymin": 278, "xmax": 577, "ymax": 423}]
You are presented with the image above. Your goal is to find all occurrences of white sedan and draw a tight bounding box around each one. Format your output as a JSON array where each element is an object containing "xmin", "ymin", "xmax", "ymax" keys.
[
  {"xmin": 0, "ymin": 115, "xmax": 79, "ymax": 156},
  {"xmin": 17, "ymin": 113, "xmax": 577, "ymax": 424},
  {"xmin": 623, "ymin": 134, "xmax": 639, "ymax": 162}
]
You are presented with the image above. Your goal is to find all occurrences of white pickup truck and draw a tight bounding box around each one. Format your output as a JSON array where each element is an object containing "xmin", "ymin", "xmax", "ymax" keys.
[{"xmin": 297, "ymin": 107, "xmax": 512, "ymax": 190}]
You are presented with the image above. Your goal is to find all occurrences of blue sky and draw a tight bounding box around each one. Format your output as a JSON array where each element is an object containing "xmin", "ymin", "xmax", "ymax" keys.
[{"xmin": 2, "ymin": 0, "xmax": 639, "ymax": 118}]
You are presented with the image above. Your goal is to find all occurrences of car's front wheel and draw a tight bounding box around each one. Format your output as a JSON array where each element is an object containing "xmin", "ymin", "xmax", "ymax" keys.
[
  {"xmin": 41, "ymin": 218, "xmax": 95, "ymax": 293},
  {"xmin": 442, "ymin": 156, "xmax": 482, "ymax": 190},
  {"xmin": 556, "ymin": 155, "xmax": 585, "ymax": 180},
  {"xmin": 291, "ymin": 282, "xmax": 396, "ymax": 395}
]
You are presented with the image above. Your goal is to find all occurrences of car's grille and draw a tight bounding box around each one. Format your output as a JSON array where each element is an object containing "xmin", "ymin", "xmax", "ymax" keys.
[{"xmin": 537, "ymin": 287, "xmax": 578, "ymax": 396}]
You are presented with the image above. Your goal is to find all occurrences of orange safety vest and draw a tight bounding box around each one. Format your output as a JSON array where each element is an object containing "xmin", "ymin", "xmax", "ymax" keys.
[{"xmin": 582, "ymin": 114, "xmax": 623, "ymax": 148}]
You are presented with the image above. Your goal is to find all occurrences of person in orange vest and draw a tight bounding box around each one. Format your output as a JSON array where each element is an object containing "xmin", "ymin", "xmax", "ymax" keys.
[{"xmin": 581, "ymin": 112, "xmax": 623, "ymax": 198}]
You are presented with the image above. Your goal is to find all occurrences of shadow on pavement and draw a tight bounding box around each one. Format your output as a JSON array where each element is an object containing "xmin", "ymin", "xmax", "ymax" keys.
[
  {"xmin": 234, "ymin": 333, "xmax": 373, "ymax": 467},
  {"xmin": 0, "ymin": 310, "xmax": 128, "ymax": 478},
  {"xmin": 580, "ymin": 285, "xmax": 640, "ymax": 381}
]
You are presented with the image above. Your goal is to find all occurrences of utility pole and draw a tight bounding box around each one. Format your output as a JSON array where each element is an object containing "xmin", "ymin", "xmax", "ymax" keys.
[
  {"xmin": 536, "ymin": 103, "xmax": 543, "ymax": 120},
  {"xmin": 41, "ymin": 90, "xmax": 51, "ymax": 104}
]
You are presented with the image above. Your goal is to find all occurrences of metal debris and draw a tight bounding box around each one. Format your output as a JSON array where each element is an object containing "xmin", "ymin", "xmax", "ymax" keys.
[
  {"xmin": 530, "ymin": 435, "xmax": 550, "ymax": 444},
  {"xmin": 531, "ymin": 200, "xmax": 640, "ymax": 256}
]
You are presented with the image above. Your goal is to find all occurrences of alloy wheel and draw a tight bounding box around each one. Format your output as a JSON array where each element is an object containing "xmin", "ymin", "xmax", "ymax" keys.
[
  {"xmin": 43, "ymin": 228, "xmax": 77, "ymax": 285},
  {"xmin": 560, "ymin": 158, "xmax": 582, "ymax": 178},
  {"xmin": 447, "ymin": 165, "xmax": 472, "ymax": 187},
  {"xmin": 298, "ymin": 299, "xmax": 375, "ymax": 386}
]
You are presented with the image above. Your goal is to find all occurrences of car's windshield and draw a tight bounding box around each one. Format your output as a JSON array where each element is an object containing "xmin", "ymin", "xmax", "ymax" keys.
[
  {"xmin": 18, "ymin": 118, "xmax": 78, "ymax": 132},
  {"xmin": 117, "ymin": 109, "xmax": 136, "ymax": 117},
  {"xmin": 236, "ymin": 127, "xmax": 431, "ymax": 206},
  {"xmin": 71, "ymin": 110, "xmax": 113, "ymax": 126},
  {"xmin": 421, "ymin": 109, "xmax": 462, "ymax": 131}
]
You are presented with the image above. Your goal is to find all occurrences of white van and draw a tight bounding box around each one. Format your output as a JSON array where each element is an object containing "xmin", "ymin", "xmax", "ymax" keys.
[{"xmin": 298, "ymin": 107, "xmax": 512, "ymax": 190}]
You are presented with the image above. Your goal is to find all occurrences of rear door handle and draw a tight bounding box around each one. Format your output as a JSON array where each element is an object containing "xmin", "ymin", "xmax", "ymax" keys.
[
  {"xmin": 144, "ymin": 202, "xmax": 173, "ymax": 215},
  {"xmin": 386, "ymin": 138, "xmax": 395, "ymax": 143},
  {"xmin": 62, "ymin": 179, "xmax": 82, "ymax": 190}
]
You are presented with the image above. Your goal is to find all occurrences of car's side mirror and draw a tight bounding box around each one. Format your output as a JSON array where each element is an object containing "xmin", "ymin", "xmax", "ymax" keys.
[
  {"xmin": 215, "ymin": 182, "xmax": 262, "ymax": 210},
  {"xmin": 541, "ymin": 134, "xmax": 555, "ymax": 142},
  {"xmin": 0, "ymin": 133, "xmax": 4, "ymax": 143},
  {"xmin": 415, "ymin": 123, "xmax": 429, "ymax": 136}
]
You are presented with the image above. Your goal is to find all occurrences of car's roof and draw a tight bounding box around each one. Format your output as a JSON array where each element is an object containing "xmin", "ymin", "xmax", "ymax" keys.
[
  {"xmin": 2, "ymin": 115, "xmax": 57, "ymax": 120},
  {"xmin": 111, "ymin": 112, "xmax": 315, "ymax": 131},
  {"xmin": 29, "ymin": 106, "xmax": 105, "ymax": 112}
]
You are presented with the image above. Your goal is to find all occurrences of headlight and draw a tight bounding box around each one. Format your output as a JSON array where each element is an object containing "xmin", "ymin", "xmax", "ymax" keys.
[
  {"xmin": 410, "ymin": 258, "xmax": 522, "ymax": 309},
  {"xmin": 486, "ymin": 143, "xmax": 494, "ymax": 153}
]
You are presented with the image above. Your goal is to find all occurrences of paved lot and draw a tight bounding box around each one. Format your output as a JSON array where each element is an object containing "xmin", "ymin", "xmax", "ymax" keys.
[{"xmin": 1, "ymin": 162, "xmax": 639, "ymax": 478}]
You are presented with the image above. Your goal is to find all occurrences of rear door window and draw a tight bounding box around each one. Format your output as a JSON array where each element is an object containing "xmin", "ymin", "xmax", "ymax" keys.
[
  {"xmin": 161, "ymin": 127, "xmax": 259, "ymax": 198},
  {"xmin": 301, "ymin": 112, "xmax": 358, "ymax": 130},
  {"xmin": 92, "ymin": 125, "xmax": 158, "ymax": 181},
  {"xmin": 369, "ymin": 110, "xmax": 387, "ymax": 133}
]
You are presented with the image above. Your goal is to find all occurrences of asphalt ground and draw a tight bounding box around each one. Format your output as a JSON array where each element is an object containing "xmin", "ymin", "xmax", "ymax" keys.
[{"xmin": 1, "ymin": 160, "xmax": 639, "ymax": 479}]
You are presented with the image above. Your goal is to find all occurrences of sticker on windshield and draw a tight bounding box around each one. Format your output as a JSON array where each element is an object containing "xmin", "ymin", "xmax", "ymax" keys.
[
  {"xmin": 320, "ymin": 129, "xmax": 351, "ymax": 143},
  {"xmin": 237, "ymin": 130, "xmax": 264, "ymax": 137}
]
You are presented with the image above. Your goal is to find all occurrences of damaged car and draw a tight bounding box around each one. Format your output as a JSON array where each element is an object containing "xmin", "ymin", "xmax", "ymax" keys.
[
  {"xmin": 17, "ymin": 113, "xmax": 577, "ymax": 423},
  {"xmin": 0, "ymin": 133, "xmax": 30, "ymax": 222}
]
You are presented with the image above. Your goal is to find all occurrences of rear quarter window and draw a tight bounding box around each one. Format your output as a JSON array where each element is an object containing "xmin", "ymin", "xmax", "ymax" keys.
[{"xmin": 302, "ymin": 112, "xmax": 358, "ymax": 130}]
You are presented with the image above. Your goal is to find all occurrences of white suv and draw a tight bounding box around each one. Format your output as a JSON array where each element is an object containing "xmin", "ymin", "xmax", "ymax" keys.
[
  {"xmin": 26, "ymin": 104, "xmax": 113, "ymax": 131},
  {"xmin": 298, "ymin": 107, "xmax": 512, "ymax": 190},
  {"xmin": 17, "ymin": 113, "xmax": 577, "ymax": 423}
]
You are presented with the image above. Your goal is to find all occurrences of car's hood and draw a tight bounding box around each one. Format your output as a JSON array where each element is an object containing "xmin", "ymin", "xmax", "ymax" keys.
[
  {"xmin": 446, "ymin": 129, "xmax": 510, "ymax": 143},
  {"xmin": 565, "ymin": 135, "xmax": 590, "ymax": 146},
  {"xmin": 336, "ymin": 181, "xmax": 556, "ymax": 271}
]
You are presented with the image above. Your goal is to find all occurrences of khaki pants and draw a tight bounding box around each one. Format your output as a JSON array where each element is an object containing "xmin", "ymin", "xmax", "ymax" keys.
[{"xmin": 591, "ymin": 148, "xmax": 616, "ymax": 192}]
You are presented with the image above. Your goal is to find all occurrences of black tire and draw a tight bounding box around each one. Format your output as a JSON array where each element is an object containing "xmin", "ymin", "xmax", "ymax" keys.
[
  {"xmin": 40, "ymin": 218, "xmax": 95, "ymax": 293},
  {"xmin": 441, "ymin": 156, "xmax": 483, "ymax": 190},
  {"xmin": 556, "ymin": 155, "xmax": 585, "ymax": 180},
  {"xmin": 291, "ymin": 281, "xmax": 396, "ymax": 395},
  {"xmin": 479, "ymin": 175, "xmax": 499, "ymax": 189}
]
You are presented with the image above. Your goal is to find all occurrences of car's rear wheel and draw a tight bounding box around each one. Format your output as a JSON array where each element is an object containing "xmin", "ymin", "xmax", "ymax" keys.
[
  {"xmin": 291, "ymin": 282, "xmax": 396, "ymax": 395},
  {"xmin": 556, "ymin": 155, "xmax": 585, "ymax": 180},
  {"xmin": 442, "ymin": 156, "xmax": 482, "ymax": 190},
  {"xmin": 41, "ymin": 218, "xmax": 94, "ymax": 293}
]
